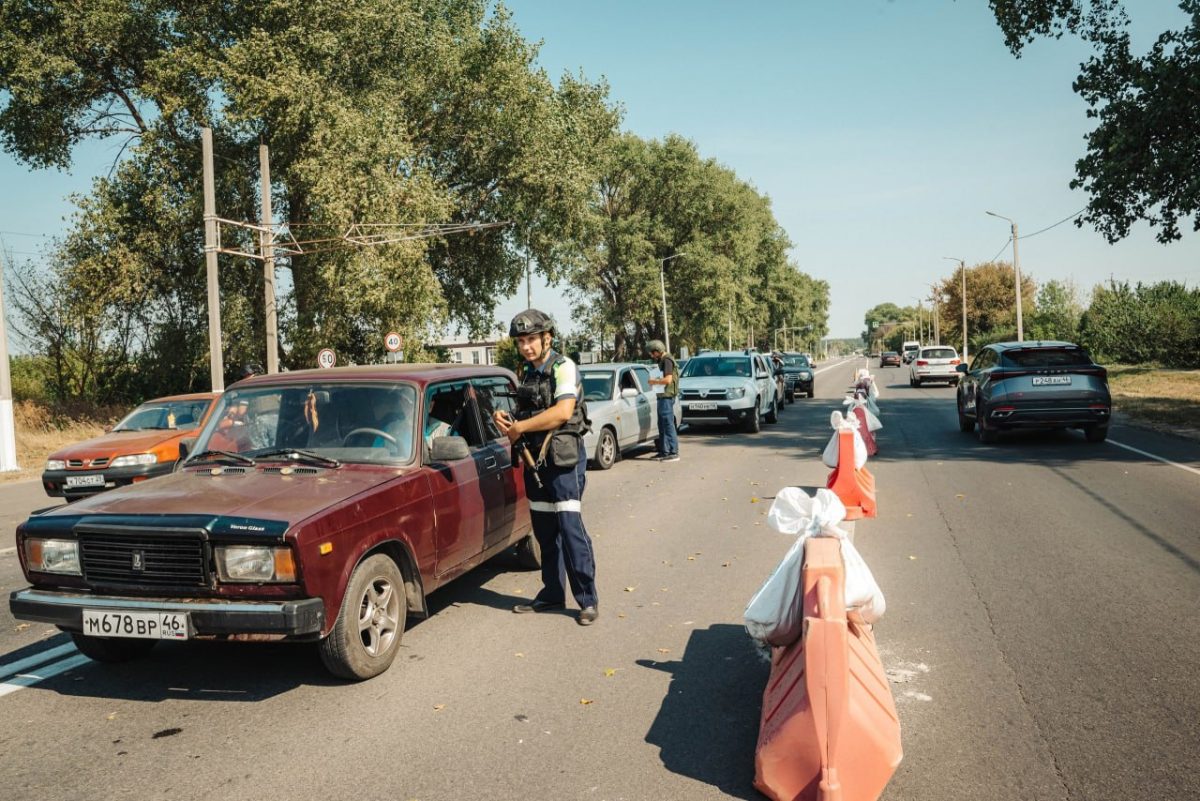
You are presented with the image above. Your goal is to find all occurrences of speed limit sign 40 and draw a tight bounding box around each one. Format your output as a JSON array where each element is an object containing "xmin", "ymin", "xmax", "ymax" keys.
[
  {"xmin": 317, "ymin": 348, "xmax": 336, "ymax": 369},
  {"xmin": 384, "ymin": 332, "xmax": 403, "ymax": 352}
]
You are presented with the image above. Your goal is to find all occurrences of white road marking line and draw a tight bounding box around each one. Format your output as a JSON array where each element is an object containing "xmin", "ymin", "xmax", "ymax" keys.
[
  {"xmin": 0, "ymin": 653, "xmax": 91, "ymax": 698},
  {"xmin": 0, "ymin": 643, "xmax": 78, "ymax": 682},
  {"xmin": 1108, "ymin": 439, "xmax": 1200, "ymax": 478},
  {"xmin": 0, "ymin": 546, "xmax": 15, "ymax": 555}
]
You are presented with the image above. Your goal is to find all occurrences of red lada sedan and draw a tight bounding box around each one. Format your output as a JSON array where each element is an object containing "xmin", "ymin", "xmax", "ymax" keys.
[{"xmin": 10, "ymin": 365, "xmax": 538, "ymax": 680}]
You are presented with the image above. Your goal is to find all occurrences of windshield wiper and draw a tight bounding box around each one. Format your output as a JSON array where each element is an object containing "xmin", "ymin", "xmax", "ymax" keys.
[
  {"xmin": 187, "ymin": 449, "xmax": 257, "ymax": 466},
  {"xmin": 250, "ymin": 448, "xmax": 341, "ymax": 468}
]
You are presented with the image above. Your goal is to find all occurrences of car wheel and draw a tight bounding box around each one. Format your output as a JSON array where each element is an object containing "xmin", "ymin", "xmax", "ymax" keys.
[
  {"xmin": 69, "ymin": 631, "xmax": 157, "ymax": 663},
  {"xmin": 744, "ymin": 401, "xmax": 761, "ymax": 433},
  {"xmin": 1084, "ymin": 425, "xmax": 1109, "ymax": 443},
  {"xmin": 515, "ymin": 532, "xmax": 542, "ymax": 569},
  {"xmin": 957, "ymin": 400, "xmax": 975, "ymax": 433},
  {"xmin": 594, "ymin": 427, "xmax": 618, "ymax": 470},
  {"xmin": 976, "ymin": 415, "xmax": 998, "ymax": 444},
  {"xmin": 765, "ymin": 399, "xmax": 779, "ymax": 424},
  {"xmin": 319, "ymin": 553, "xmax": 406, "ymax": 681}
]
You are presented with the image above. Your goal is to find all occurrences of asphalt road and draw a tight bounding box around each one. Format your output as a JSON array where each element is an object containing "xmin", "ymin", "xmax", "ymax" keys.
[{"xmin": 1, "ymin": 356, "xmax": 1196, "ymax": 801}]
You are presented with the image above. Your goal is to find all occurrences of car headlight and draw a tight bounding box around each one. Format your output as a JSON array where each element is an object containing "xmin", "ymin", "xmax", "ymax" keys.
[
  {"xmin": 45, "ymin": 459, "xmax": 66, "ymax": 471},
  {"xmin": 727, "ymin": 387, "xmax": 746, "ymax": 398},
  {"xmin": 799, "ymin": 371, "xmax": 812, "ymax": 379},
  {"xmin": 214, "ymin": 545, "xmax": 297, "ymax": 583},
  {"xmin": 109, "ymin": 453, "xmax": 158, "ymax": 468},
  {"xmin": 25, "ymin": 538, "xmax": 81, "ymax": 575}
]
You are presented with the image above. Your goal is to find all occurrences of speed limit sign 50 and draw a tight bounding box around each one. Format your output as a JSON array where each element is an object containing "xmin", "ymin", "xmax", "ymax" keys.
[
  {"xmin": 317, "ymin": 348, "xmax": 336, "ymax": 369},
  {"xmin": 384, "ymin": 332, "xmax": 402, "ymax": 352}
]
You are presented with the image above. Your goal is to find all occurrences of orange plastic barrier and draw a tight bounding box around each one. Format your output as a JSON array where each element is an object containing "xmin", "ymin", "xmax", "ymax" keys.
[
  {"xmin": 754, "ymin": 537, "xmax": 902, "ymax": 801},
  {"xmin": 826, "ymin": 430, "xmax": 876, "ymax": 520},
  {"xmin": 851, "ymin": 407, "xmax": 878, "ymax": 457}
]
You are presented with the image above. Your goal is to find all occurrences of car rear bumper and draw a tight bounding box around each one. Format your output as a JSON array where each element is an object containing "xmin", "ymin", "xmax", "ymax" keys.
[
  {"xmin": 984, "ymin": 404, "xmax": 1111, "ymax": 429},
  {"xmin": 10, "ymin": 588, "xmax": 326, "ymax": 637},
  {"xmin": 914, "ymin": 367, "xmax": 959, "ymax": 381},
  {"xmin": 41, "ymin": 462, "xmax": 175, "ymax": 499}
]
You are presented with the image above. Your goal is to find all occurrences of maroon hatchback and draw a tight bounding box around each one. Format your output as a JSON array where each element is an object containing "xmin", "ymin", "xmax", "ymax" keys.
[{"xmin": 9, "ymin": 365, "xmax": 539, "ymax": 680}]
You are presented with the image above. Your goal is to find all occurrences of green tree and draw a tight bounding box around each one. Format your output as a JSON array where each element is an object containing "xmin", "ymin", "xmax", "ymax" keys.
[
  {"xmin": 1029, "ymin": 278, "xmax": 1084, "ymax": 341},
  {"xmin": 936, "ymin": 261, "xmax": 1036, "ymax": 352},
  {"xmin": 990, "ymin": 0, "xmax": 1200, "ymax": 243},
  {"xmin": 0, "ymin": 0, "xmax": 618, "ymax": 398}
]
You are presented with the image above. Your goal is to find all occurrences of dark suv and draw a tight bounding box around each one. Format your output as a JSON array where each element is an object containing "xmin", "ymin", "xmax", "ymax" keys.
[{"xmin": 956, "ymin": 341, "xmax": 1111, "ymax": 444}]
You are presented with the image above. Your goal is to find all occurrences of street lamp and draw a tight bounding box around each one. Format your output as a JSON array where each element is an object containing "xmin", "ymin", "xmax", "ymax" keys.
[
  {"xmin": 986, "ymin": 211, "xmax": 1023, "ymax": 342},
  {"xmin": 658, "ymin": 252, "xmax": 686, "ymax": 355},
  {"xmin": 943, "ymin": 257, "xmax": 968, "ymax": 361}
]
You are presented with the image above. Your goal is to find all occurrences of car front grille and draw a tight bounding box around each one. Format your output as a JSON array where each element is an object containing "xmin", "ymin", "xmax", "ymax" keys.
[
  {"xmin": 78, "ymin": 527, "xmax": 208, "ymax": 588},
  {"xmin": 682, "ymin": 389, "xmax": 729, "ymax": 400}
]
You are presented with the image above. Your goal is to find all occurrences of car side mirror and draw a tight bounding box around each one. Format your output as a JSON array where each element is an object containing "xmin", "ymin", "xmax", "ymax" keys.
[
  {"xmin": 176, "ymin": 437, "xmax": 197, "ymax": 469},
  {"xmin": 430, "ymin": 435, "xmax": 471, "ymax": 462},
  {"xmin": 756, "ymin": 372, "xmax": 768, "ymax": 380},
  {"xmin": 955, "ymin": 363, "xmax": 968, "ymax": 373},
  {"xmin": 620, "ymin": 387, "xmax": 639, "ymax": 399}
]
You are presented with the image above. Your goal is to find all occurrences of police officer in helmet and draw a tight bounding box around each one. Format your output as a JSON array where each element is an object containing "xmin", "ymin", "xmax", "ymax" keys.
[{"xmin": 494, "ymin": 309, "xmax": 599, "ymax": 626}]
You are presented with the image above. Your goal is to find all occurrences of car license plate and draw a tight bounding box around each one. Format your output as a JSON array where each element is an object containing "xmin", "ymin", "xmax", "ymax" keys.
[
  {"xmin": 82, "ymin": 610, "xmax": 189, "ymax": 640},
  {"xmin": 65, "ymin": 474, "xmax": 105, "ymax": 488},
  {"xmin": 689, "ymin": 402, "xmax": 718, "ymax": 411},
  {"xmin": 1032, "ymin": 376, "xmax": 1072, "ymax": 386}
]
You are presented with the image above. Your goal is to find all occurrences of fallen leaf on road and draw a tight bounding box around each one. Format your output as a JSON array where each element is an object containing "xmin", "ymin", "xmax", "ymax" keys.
[
  {"xmin": 721, "ymin": 497, "xmax": 728, "ymax": 501},
  {"xmin": 722, "ymin": 562, "xmax": 731, "ymax": 567},
  {"xmin": 513, "ymin": 588, "xmax": 524, "ymax": 594},
  {"xmin": 687, "ymin": 556, "xmax": 695, "ymax": 561},
  {"xmin": 731, "ymin": 525, "xmax": 739, "ymax": 529},
  {"xmin": 955, "ymin": 494, "xmax": 965, "ymax": 499},
  {"xmin": 433, "ymin": 704, "xmax": 446, "ymax": 711},
  {"xmin": 106, "ymin": 712, "xmax": 118, "ymax": 720},
  {"xmin": 604, "ymin": 668, "xmax": 618, "ymax": 677},
  {"xmin": 515, "ymin": 714, "xmax": 529, "ymax": 723},
  {"xmin": 579, "ymin": 698, "xmax": 594, "ymax": 705},
  {"xmin": 617, "ymin": 613, "xmax": 627, "ymax": 619},
  {"xmin": 649, "ymin": 528, "xmax": 655, "ymax": 532},
  {"xmin": 750, "ymin": 497, "xmax": 759, "ymax": 503},
  {"xmin": 657, "ymin": 648, "xmax": 670, "ymax": 654},
  {"xmin": 660, "ymin": 587, "xmax": 669, "ymax": 592},
  {"xmin": 514, "ymin": 652, "xmax": 525, "ymax": 658},
  {"xmin": 908, "ymin": 556, "xmax": 917, "ymax": 560},
  {"xmin": 683, "ymin": 621, "xmax": 694, "ymax": 625},
  {"xmin": 15, "ymin": 623, "xmax": 30, "ymax": 632},
  {"xmin": 624, "ymin": 586, "xmax": 637, "ymax": 592}
]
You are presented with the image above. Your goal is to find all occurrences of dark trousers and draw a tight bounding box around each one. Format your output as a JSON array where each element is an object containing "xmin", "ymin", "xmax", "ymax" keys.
[
  {"xmin": 526, "ymin": 441, "xmax": 598, "ymax": 609},
  {"xmin": 655, "ymin": 396, "xmax": 678, "ymax": 457}
]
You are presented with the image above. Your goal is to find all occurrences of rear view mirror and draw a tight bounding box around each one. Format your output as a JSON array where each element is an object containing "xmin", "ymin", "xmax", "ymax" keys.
[
  {"xmin": 430, "ymin": 435, "xmax": 470, "ymax": 463},
  {"xmin": 176, "ymin": 437, "xmax": 197, "ymax": 470},
  {"xmin": 955, "ymin": 363, "xmax": 968, "ymax": 373},
  {"xmin": 620, "ymin": 387, "xmax": 639, "ymax": 399}
]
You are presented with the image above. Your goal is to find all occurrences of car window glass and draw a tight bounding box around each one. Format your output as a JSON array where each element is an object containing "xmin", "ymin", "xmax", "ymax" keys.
[
  {"xmin": 581, "ymin": 371, "xmax": 614, "ymax": 401},
  {"xmin": 971, "ymin": 350, "xmax": 993, "ymax": 370},
  {"xmin": 425, "ymin": 382, "xmax": 484, "ymax": 450},
  {"xmin": 782, "ymin": 355, "xmax": 810, "ymax": 367},
  {"xmin": 681, "ymin": 357, "xmax": 751, "ymax": 378},
  {"xmin": 922, "ymin": 348, "xmax": 958, "ymax": 359},
  {"xmin": 1004, "ymin": 347, "xmax": 1091, "ymax": 368},
  {"xmin": 619, "ymin": 369, "xmax": 639, "ymax": 392},
  {"xmin": 472, "ymin": 377, "xmax": 515, "ymax": 441},
  {"xmin": 633, "ymin": 367, "xmax": 652, "ymax": 392}
]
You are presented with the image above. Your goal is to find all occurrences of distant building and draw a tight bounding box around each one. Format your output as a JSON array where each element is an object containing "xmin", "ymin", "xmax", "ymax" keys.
[{"xmin": 435, "ymin": 340, "xmax": 499, "ymax": 366}]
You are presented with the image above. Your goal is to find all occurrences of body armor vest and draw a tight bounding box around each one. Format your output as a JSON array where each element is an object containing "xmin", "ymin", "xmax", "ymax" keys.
[{"xmin": 520, "ymin": 354, "xmax": 589, "ymax": 448}]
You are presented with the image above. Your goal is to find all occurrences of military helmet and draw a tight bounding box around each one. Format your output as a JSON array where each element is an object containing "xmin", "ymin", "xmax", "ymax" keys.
[
  {"xmin": 509, "ymin": 308, "xmax": 555, "ymax": 338},
  {"xmin": 647, "ymin": 339, "xmax": 666, "ymax": 354}
]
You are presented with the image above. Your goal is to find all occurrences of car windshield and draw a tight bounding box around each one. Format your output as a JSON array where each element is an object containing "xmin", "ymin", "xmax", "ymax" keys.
[
  {"xmin": 1004, "ymin": 347, "xmax": 1091, "ymax": 368},
  {"xmin": 190, "ymin": 382, "xmax": 419, "ymax": 464},
  {"xmin": 680, "ymin": 357, "xmax": 752, "ymax": 378},
  {"xmin": 883, "ymin": 352, "xmax": 898, "ymax": 357},
  {"xmin": 113, "ymin": 400, "xmax": 211, "ymax": 432},
  {"xmin": 922, "ymin": 348, "xmax": 957, "ymax": 359},
  {"xmin": 781, "ymin": 355, "xmax": 810, "ymax": 367},
  {"xmin": 581, "ymin": 372, "xmax": 614, "ymax": 402}
]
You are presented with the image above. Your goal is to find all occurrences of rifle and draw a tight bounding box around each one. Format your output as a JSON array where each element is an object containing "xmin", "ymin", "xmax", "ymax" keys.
[{"xmin": 494, "ymin": 385, "xmax": 551, "ymax": 490}]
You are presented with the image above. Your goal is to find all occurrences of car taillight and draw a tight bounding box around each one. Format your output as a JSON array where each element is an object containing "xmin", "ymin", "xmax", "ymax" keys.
[
  {"xmin": 991, "ymin": 406, "xmax": 1016, "ymax": 418},
  {"xmin": 916, "ymin": 360, "xmax": 928, "ymax": 366},
  {"xmin": 950, "ymin": 359, "xmax": 960, "ymax": 365}
]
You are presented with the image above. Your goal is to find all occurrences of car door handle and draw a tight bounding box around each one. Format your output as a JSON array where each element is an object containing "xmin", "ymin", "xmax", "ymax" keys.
[{"xmin": 483, "ymin": 455, "xmax": 497, "ymax": 469}]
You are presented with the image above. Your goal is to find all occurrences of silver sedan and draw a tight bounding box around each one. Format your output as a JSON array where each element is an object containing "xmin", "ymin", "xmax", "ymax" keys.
[{"xmin": 580, "ymin": 363, "xmax": 681, "ymax": 469}]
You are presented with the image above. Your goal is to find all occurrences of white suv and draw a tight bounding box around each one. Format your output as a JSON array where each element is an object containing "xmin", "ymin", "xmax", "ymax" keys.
[
  {"xmin": 910, "ymin": 345, "xmax": 962, "ymax": 386},
  {"xmin": 678, "ymin": 351, "xmax": 779, "ymax": 433}
]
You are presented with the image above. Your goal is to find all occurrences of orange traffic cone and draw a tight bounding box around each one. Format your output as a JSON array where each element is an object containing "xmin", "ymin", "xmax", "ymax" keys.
[
  {"xmin": 754, "ymin": 537, "xmax": 902, "ymax": 801},
  {"xmin": 826, "ymin": 430, "xmax": 876, "ymax": 519}
]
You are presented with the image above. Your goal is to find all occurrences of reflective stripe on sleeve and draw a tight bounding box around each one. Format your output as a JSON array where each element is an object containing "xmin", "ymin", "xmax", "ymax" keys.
[{"xmin": 529, "ymin": 499, "xmax": 582, "ymax": 514}]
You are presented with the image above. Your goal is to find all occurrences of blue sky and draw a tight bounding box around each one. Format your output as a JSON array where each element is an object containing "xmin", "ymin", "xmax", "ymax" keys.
[{"xmin": 3, "ymin": 1, "xmax": 1197, "ymax": 344}]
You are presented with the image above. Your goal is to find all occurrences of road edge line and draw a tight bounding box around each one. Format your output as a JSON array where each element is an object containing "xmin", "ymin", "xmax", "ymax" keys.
[
  {"xmin": 1107, "ymin": 439, "xmax": 1200, "ymax": 478},
  {"xmin": 0, "ymin": 653, "xmax": 91, "ymax": 699}
]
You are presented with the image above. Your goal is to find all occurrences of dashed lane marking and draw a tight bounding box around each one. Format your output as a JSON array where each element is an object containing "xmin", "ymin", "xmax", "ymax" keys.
[{"xmin": 1108, "ymin": 439, "xmax": 1200, "ymax": 478}]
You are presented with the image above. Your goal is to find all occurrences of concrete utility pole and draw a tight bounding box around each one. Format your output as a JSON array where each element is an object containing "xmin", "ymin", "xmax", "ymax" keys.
[
  {"xmin": 0, "ymin": 254, "xmax": 19, "ymax": 471},
  {"xmin": 259, "ymin": 144, "xmax": 279, "ymax": 374},
  {"xmin": 943, "ymin": 257, "xmax": 967, "ymax": 361},
  {"xmin": 928, "ymin": 284, "xmax": 941, "ymax": 345},
  {"xmin": 658, "ymin": 253, "xmax": 686, "ymax": 355},
  {"xmin": 987, "ymin": 211, "xmax": 1024, "ymax": 342},
  {"xmin": 202, "ymin": 128, "xmax": 225, "ymax": 392}
]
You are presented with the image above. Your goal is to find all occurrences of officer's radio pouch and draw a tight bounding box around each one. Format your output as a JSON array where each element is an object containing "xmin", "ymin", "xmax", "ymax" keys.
[{"xmin": 548, "ymin": 431, "xmax": 581, "ymax": 468}]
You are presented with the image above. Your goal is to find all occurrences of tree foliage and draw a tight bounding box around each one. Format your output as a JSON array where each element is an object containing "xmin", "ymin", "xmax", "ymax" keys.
[
  {"xmin": 0, "ymin": 0, "xmax": 618, "ymax": 399},
  {"xmin": 1079, "ymin": 280, "xmax": 1200, "ymax": 365},
  {"xmin": 571, "ymin": 133, "xmax": 827, "ymax": 359},
  {"xmin": 990, "ymin": 0, "xmax": 1200, "ymax": 243},
  {"xmin": 935, "ymin": 261, "xmax": 1037, "ymax": 352}
]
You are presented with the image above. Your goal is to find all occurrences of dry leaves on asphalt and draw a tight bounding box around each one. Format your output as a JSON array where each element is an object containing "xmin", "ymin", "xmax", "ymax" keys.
[
  {"xmin": 624, "ymin": 586, "xmax": 636, "ymax": 592},
  {"xmin": 604, "ymin": 668, "xmax": 618, "ymax": 677},
  {"xmin": 656, "ymin": 648, "xmax": 670, "ymax": 654},
  {"xmin": 433, "ymin": 704, "xmax": 446, "ymax": 711},
  {"xmin": 579, "ymin": 698, "xmax": 594, "ymax": 705}
]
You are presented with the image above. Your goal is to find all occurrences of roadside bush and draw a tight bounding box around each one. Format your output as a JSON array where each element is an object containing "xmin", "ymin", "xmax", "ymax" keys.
[{"xmin": 1079, "ymin": 281, "xmax": 1200, "ymax": 367}]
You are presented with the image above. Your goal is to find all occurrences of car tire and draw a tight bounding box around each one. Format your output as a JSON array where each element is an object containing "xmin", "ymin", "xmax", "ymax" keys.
[
  {"xmin": 957, "ymin": 400, "xmax": 975, "ymax": 433},
  {"xmin": 515, "ymin": 532, "xmax": 542, "ymax": 569},
  {"xmin": 594, "ymin": 427, "xmax": 618, "ymax": 470},
  {"xmin": 1084, "ymin": 425, "xmax": 1109, "ymax": 443},
  {"xmin": 744, "ymin": 401, "xmax": 761, "ymax": 433},
  {"xmin": 319, "ymin": 553, "xmax": 406, "ymax": 681},
  {"xmin": 766, "ymin": 399, "xmax": 779, "ymax": 424},
  {"xmin": 976, "ymin": 414, "xmax": 998, "ymax": 444},
  {"xmin": 69, "ymin": 631, "xmax": 157, "ymax": 663}
]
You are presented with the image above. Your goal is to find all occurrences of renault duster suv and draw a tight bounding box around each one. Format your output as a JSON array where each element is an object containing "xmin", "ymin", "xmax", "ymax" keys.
[
  {"xmin": 10, "ymin": 365, "xmax": 539, "ymax": 681},
  {"xmin": 677, "ymin": 351, "xmax": 779, "ymax": 433}
]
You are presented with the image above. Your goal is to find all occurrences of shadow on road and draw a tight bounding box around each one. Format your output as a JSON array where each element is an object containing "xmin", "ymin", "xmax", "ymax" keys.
[{"xmin": 637, "ymin": 623, "xmax": 768, "ymax": 800}]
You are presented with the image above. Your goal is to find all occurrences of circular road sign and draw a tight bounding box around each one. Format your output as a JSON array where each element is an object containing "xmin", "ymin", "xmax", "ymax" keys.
[
  {"xmin": 317, "ymin": 348, "xmax": 336, "ymax": 369},
  {"xmin": 384, "ymin": 331, "xmax": 402, "ymax": 352}
]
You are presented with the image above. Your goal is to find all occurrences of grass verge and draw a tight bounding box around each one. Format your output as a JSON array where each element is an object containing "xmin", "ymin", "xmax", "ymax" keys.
[
  {"xmin": 1106, "ymin": 364, "xmax": 1200, "ymax": 440},
  {"xmin": 2, "ymin": 400, "xmax": 121, "ymax": 483}
]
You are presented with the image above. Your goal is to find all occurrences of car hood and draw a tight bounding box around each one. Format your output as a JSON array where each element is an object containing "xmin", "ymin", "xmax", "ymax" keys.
[
  {"xmin": 780, "ymin": 366, "xmax": 812, "ymax": 374},
  {"xmin": 679, "ymin": 376, "xmax": 754, "ymax": 390},
  {"xmin": 48, "ymin": 430, "xmax": 191, "ymax": 461},
  {"xmin": 33, "ymin": 465, "xmax": 408, "ymax": 526}
]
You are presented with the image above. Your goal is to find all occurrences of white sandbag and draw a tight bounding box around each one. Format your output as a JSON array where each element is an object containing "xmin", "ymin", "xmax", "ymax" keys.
[
  {"xmin": 768, "ymin": 487, "xmax": 847, "ymax": 536},
  {"xmin": 843, "ymin": 396, "xmax": 882, "ymax": 431},
  {"xmin": 743, "ymin": 534, "xmax": 806, "ymax": 646},
  {"xmin": 838, "ymin": 536, "xmax": 886, "ymax": 624},
  {"xmin": 821, "ymin": 411, "xmax": 868, "ymax": 469}
]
